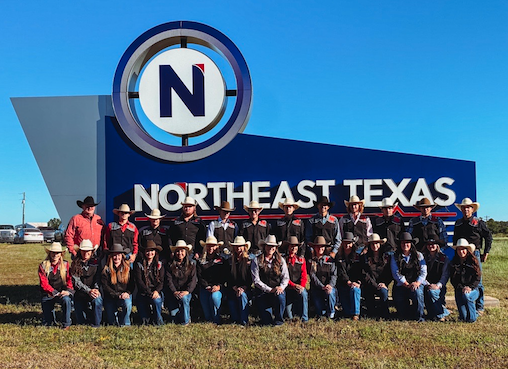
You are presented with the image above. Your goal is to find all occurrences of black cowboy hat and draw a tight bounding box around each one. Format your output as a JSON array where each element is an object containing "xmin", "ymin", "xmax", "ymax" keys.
[
  {"xmin": 77, "ymin": 196, "xmax": 100, "ymax": 208},
  {"xmin": 105, "ymin": 243, "xmax": 129, "ymax": 255},
  {"xmin": 341, "ymin": 232, "xmax": 358, "ymax": 244},
  {"xmin": 397, "ymin": 232, "xmax": 419, "ymax": 245},
  {"xmin": 313, "ymin": 196, "xmax": 335, "ymax": 208},
  {"xmin": 423, "ymin": 233, "xmax": 445, "ymax": 247}
]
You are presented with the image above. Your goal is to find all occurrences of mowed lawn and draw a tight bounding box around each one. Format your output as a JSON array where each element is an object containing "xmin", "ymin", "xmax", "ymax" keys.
[{"xmin": 0, "ymin": 240, "xmax": 507, "ymax": 369}]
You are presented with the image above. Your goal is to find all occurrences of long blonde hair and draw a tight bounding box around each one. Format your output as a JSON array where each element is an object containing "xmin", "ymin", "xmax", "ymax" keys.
[
  {"xmin": 42, "ymin": 253, "xmax": 67, "ymax": 281},
  {"xmin": 103, "ymin": 255, "xmax": 130, "ymax": 284}
]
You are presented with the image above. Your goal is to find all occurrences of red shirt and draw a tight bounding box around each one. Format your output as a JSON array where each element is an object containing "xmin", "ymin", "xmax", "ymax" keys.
[
  {"xmin": 38, "ymin": 261, "xmax": 73, "ymax": 295},
  {"xmin": 64, "ymin": 212, "xmax": 104, "ymax": 255},
  {"xmin": 286, "ymin": 254, "xmax": 308, "ymax": 288}
]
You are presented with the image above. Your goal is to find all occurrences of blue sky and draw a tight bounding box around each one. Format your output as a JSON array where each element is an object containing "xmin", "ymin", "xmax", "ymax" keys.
[{"xmin": 1, "ymin": 0, "xmax": 507, "ymax": 225}]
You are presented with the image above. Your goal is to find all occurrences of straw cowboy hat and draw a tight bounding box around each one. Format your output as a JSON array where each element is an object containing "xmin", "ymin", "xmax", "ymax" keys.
[
  {"xmin": 259, "ymin": 235, "xmax": 279, "ymax": 248},
  {"xmin": 77, "ymin": 196, "xmax": 99, "ymax": 208},
  {"xmin": 455, "ymin": 198, "xmax": 480, "ymax": 213},
  {"xmin": 367, "ymin": 233, "xmax": 387, "ymax": 245},
  {"xmin": 199, "ymin": 236, "xmax": 224, "ymax": 248},
  {"xmin": 214, "ymin": 201, "xmax": 235, "ymax": 212},
  {"xmin": 45, "ymin": 242, "xmax": 66, "ymax": 254},
  {"xmin": 309, "ymin": 236, "xmax": 330, "ymax": 247},
  {"xmin": 243, "ymin": 200, "xmax": 263, "ymax": 213},
  {"xmin": 397, "ymin": 232, "xmax": 419, "ymax": 245},
  {"xmin": 181, "ymin": 196, "xmax": 197, "ymax": 206},
  {"xmin": 113, "ymin": 204, "xmax": 135, "ymax": 215},
  {"xmin": 344, "ymin": 195, "xmax": 365, "ymax": 207},
  {"xmin": 170, "ymin": 239, "xmax": 193, "ymax": 253},
  {"xmin": 341, "ymin": 232, "xmax": 359, "ymax": 244},
  {"xmin": 144, "ymin": 208, "xmax": 166, "ymax": 219},
  {"xmin": 379, "ymin": 197, "xmax": 398, "ymax": 209},
  {"xmin": 314, "ymin": 196, "xmax": 335, "ymax": 208},
  {"xmin": 105, "ymin": 243, "xmax": 128, "ymax": 254},
  {"xmin": 230, "ymin": 236, "xmax": 251, "ymax": 251},
  {"xmin": 413, "ymin": 198, "xmax": 436, "ymax": 209},
  {"xmin": 73, "ymin": 239, "xmax": 98, "ymax": 253},
  {"xmin": 144, "ymin": 240, "xmax": 162, "ymax": 253},
  {"xmin": 278, "ymin": 198, "xmax": 300, "ymax": 210},
  {"xmin": 452, "ymin": 238, "xmax": 475, "ymax": 254}
]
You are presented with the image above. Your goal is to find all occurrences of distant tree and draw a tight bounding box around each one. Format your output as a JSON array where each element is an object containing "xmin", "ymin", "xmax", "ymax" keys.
[
  {"xmin": 485, "ymin": 218, "xmax": 508, "ymax": 235},
  {"xmin": 48, "ymin": 218, "xmax": 62, "ymax": 230}
]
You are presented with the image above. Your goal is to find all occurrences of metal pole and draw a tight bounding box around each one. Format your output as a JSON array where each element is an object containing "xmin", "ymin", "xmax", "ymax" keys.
[{"xmin": 22, "ymin": 192, "xmax": 25, "ymax": 227}]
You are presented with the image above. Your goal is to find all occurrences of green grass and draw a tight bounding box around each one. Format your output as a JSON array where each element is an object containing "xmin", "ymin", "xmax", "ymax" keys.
[{"xmin": 0, "ymin": 241, "xmax": 507, "ymax": 368}]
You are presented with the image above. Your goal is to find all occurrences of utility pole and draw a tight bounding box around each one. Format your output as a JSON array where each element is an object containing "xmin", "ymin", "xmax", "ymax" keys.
[{"xmin": 21, "ymin": 192, "xmax": 25, "ymax": 227}]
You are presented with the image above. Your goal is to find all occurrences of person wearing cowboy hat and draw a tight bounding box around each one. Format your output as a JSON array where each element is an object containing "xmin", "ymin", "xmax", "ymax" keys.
[
  {"xmin": 134, "ymin": 240, "xmax": 165, "ymax": 325},
  {"xmin": 206, "ymin": 201, "xmax": 238, "ymax": 253},
  {"xmin": 101, "ymin": 243, "xmax": 135, "ymax": 326},
  {"xmin": 390, "ymin": 232, "xmax": 427, "ymax": 321},
  {"xmin": 197, "ymin": 236, "xmax": 228, "ymax": 324},
  {"xmin": 372, "ymin": 197, "xmax": 403, "ymax": 253},
  {"xmin": 283, "ymin": 236, "xmax": 308, "ymax": 322},
  {"xmin": 69, "ymin": 239, "xmax": 102, "ymax": 327},
  {"xmin": 165, "ymin": 240, "xmax": 197, "ymax": 325},
  {"xmin": 360, "ymin": 233, "xmax": 392, "ymax": 319},
  {"xmin": 169, "ymin": 196, "xmax": 206, "ymax": 258},
  {"xmin": 239, "ymin": 201, "xmax": 270, "ymax": 257},
  {"xmin": 406, "ymin": 197, "xmax": 447, "ymax": 252},
  {"xmin": 308, "ymin": 236, "xmax": 337, "ymax": 319},
  {"xmin": 338, "ymin": 195, "xmax": 373, "ymax": 251},
  {"xmin": 251, "ymin": 235, "xmax": 289, "ymax": 325},
  {"xmin": 306, "ymin": 196, "xmax": 341, "ymax": 258},
  {"xmin": 104, "ymin": 204, "xmax": 139, "ymax": 264},
  {"xmin": 421, "ymin": 233, "xmax": 450, "ymax": 321},
  {"xmin": 449, "ymin": 238, "xmax": 482, "ymax": 322},
  {"xmin": 39, "ymin": 242, "xmax": 74, "ymax": 329},
  {"xmin": 227, "ymin": 236, "xmax": 253, "ymax": 325},
  {"xmin": 336, "ymin": 232, "xmax": 363, "ymax": 320},
  {"xmin": 453, "ymin": 197, "xmax": 492, "ymax": 313},
  {"xmin": 139, "ymin": 208, "xmax": 171, "ymax": 262},
  {"xmin": 273, "ymin": 198, "xmax": 305, "ymax": 255},
  {"xmin": 64, "ymin": 196, "xmax": 104, "ymax": 258}
]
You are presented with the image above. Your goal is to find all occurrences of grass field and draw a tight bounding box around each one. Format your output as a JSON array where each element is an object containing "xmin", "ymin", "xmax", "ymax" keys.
[{"xmin": 0, "ymin": 240, "xmax": 507, "ymax": 369}]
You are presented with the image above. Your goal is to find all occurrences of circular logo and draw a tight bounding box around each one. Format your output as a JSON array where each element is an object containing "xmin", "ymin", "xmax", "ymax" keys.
[{"xmin": 112, "ymin": 21, "xmax": 252, "ymax": 162}]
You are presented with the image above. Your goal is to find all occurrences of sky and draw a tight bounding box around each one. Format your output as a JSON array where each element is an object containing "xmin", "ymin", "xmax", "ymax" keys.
[{"xmin": 1, "ymin": 0, "xmax": 507, "ymax": 225}]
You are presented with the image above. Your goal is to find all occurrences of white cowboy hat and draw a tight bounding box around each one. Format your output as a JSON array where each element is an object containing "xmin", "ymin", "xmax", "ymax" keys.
[
  {"xmin": 230, "ymin": 236, "xmax": 251, "ymax": 251},
  {"xmin": 344, "ymin": 195, "xmax": 365, "ymax": 207},
  {"xmin": 181, "ymin": 196, "xmax": 197, "ymax": 206},
  {"xmin": 45, "ymin": 242, "xmax": 66, "ymax": 254},
  {"xmin": 452, "ymin": 238, "xmax": 475, "ymax": 254},
  {"xmin": 199, "ymin": 236, "xmax": 224, "ymax": 248},
  {"xmin": 73, "ymin": 239, "xmax": 98, "ymax": 252},
  {"xmin": 259, "ymin": 235, "xmax": 279, "ymax": 248},
  {"xmin": 278, "ymin": 198, "xmax": 300, "ymax": 210},
  {"xmin": 145, "ymin": 208, "xmax": 166, "ymax": 219},
  {"xmin": 367, "ymin": 233, "xmax": 387, "ymax": 244},
  {"xmin": 243, "ymin": 200, "xmax": 263, "ymax": 213},
  {"xmin": 113, "ymin": 204, "xmax": 135, "ymax": 215},
  {"xmin": 379, "ymin": 198, "xmax": 398, "ymax": 209},
  {"xmin": 455, "ymin": 198, "xmax": 480, "ymax": 213},
  {"xmin": 170, "ymin": 239, "xmax": 193, "ymax": 253}
]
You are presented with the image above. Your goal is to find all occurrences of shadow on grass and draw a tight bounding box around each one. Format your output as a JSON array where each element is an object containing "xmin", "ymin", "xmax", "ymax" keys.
[{"xmin": 0, "ymin": 285, "xmax": 40, "ymax": 304}]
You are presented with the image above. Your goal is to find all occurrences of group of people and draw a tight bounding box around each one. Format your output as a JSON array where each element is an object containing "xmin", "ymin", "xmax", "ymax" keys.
[{"xmin": 38, "ymin": 194, "xmax": 492, "ymax": 328}]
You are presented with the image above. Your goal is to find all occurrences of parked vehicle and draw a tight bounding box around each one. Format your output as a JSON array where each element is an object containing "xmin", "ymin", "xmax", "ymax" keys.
[
  {"xmin": 54, "ymin": 227, "xmax": 66, "ymax": 244},
  {"xmin": 39, "ymin": 227, "xmax": 56, "ymax": 243},
  {"xmin": 14, "ymin": 228, "xmax": 44, "ymax": 244},
  {"xmin": 0, "ymin": 225, "xmax": 16, "ymax": 243}
]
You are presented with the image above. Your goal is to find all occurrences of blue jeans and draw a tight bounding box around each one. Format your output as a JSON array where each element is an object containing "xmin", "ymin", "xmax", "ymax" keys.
[
  {"xmin": 455, "ymin": 287, "xmax": 480, "ymax": 322},
  {"xmin": 74, "ymin": 294, "xmax": 103, "ymax": 327},
  {"xmin": 255, "ymin": 289, "xmax": 286, "ymax": 325},
  {"xmin": 41, "ymin": 294, "xmax": 72, "ymax": 327},
  {"xmin": 424, "ymin": 286, "xmax": 449, "ymax": 320},
  {"xmin": 338, "ymin": 286, "xmax": 361, "ymax": 317},
  {"xmin": 137, "ymin": 293, "xmax": 164, "ymax": 325},
  {"xmin": 166, "ymin": 293, "xmax": 192, "ymax": 325},
  {"xmin": 104, "ymin": 296, "xmax": 132, "ymax": 326},
  {"xmin": 199, "ymin": 287, "xmax": 223, "ymax": 324},
  {"xmin": 362, "ymin": 285, "xmax": 389, "ymax": 318},
  {"xmin": 285, "ymin": 288, "xmax": 309, "ymax": 322},
  {"xmin": 227, "ymin": 288, "xmax": 251, "ymax": 325},
  {"xmin": 393, "ymin": 284, "xmax": 425, "ymax": 321},
  {"xmin": 311, "ymin": 287, "xmax": 336, "ymax": 319},
  {"xmin": 474, "ymin": 250, "xmax": 484, "ymax": 311}
]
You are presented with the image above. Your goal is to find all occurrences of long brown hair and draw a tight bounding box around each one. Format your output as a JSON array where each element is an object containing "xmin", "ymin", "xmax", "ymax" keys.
[
  {"xmin": 142, "ymin": 252, "xmax": 161, "ymax": 286},
  {"xmin": 103, "ymin": 254, "xmax": 130, "ymax": 284},
  {"xmin": 259, "ymin": 248, "xmax": 282, "ymax": 275}
]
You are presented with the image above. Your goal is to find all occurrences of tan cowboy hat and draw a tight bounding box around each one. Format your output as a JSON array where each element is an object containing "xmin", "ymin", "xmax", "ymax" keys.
[
  {"xmin": 199, "ymin": 236, "xmax": 224, "ymax": 248},
  {"xmin": 344, "ymin": 195, "xmax": 365, "ymax": 207},
  {"xmin": 145, "ymin": 208, "xmax": 166, "ymax": 219},
  {"xmin": 281, "ymin": 235, "xmax": 304, "ymax": 249},
  {"xmin": 367, "ymin": 233, "xmax": 387, "ymax": 244},
  {"xmin": 145, "ymin": 239, "xmax": 162, "ymax": 252},
  {"xmin": 452, "ymin": 238, "xmax": 475, "ymax": 254},
  {"xmin": 278, "ymin": 198, "xmax": 300, "ymax": 210},
  {"xmin": 170, "ymin": 239, "xmax": 193, "ymax": 253},
  {"xmin": 230, "ymin": 236, "xmax": 251, "ymax": 251},
  {"xmin": 413, "ymin": 198, "xmax": 436, "ymax": 209},
  {"xmin": 73, "ymin": 239, "xmax": 98, "ymax": 253},
  {"xmin": 214, "ymin": 201, "xmax": 235, "ymax": 212},
  {"xmin": 455, "ymin": 198, "xmax": 480, "ymax": 213},
  {"xmin": 181, "ymin": 196, "xmax": 197, "ymax": 206},
  {"xmin": 243, "ymin": 200, "xmax": 263, "ymax": 213},
  {"xmin": 309, "ymin": 236, "xmax": 330, "ymax": 247},
  {"xmin": 113, "ymin": 204, "xmax": 135, "ymax": 215},
  {"xmin": 45, "ymin": 242, "xmax": 66, "ymax": 254},
  {"xmin": 259, "ymin": 235, "xmax": 279, "ymax": 248},
  {"xmin": 379, "ymin": 197, "xmax": 398, "ymax": 209}
]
